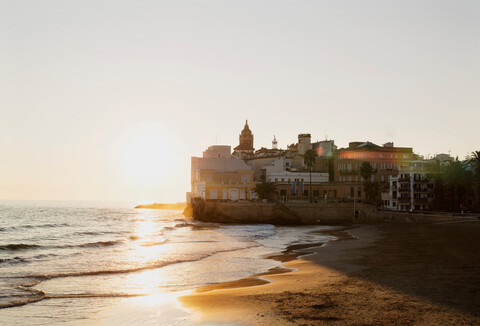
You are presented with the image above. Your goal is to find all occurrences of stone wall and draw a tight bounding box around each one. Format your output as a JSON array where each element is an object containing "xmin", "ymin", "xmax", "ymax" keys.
[{"xmin": 193, "ymin": 200, "xmax": 456, "ymax": 225}]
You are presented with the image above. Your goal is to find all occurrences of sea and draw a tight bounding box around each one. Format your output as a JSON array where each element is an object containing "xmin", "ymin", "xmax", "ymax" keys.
[{"xmin": 0, "ymin": 200, "xmax": 335, "ymax": 325}]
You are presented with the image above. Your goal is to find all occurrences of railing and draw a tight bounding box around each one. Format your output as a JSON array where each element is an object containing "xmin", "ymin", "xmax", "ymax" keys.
[
  {"xmin": 414, "ymin": 198, "xmax": 430, "ymax": 204},
  {"xmin": 398, "ymin": 187, "xmax": 410, "ymax": 192},
  {"xmin": 413, "ymin": 188, "xmax": 428, "ymax": 193},
  {"xmin": 398, "ymin": 197, "xmax": 411, "ymax": 203},
  {"xmin": 399, "ymin": 177, "xmax": 410, "ymax": 182},
  {"xmin": 412, "ymin": 179, "xmax": 429, "ymax": 183}
]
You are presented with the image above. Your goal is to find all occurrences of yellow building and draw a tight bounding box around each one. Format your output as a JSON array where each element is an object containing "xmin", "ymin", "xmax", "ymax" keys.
[
  {"xmin": 196, "ymin": 169, "xmax": 256, "ymax": 200},
  {"xmin": 191, "ymin": 145, "xmax": 256, "ymax": 201}
]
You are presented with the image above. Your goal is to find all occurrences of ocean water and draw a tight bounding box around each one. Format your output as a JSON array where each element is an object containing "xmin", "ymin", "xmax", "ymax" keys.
[{"xmin": 0, "ymin": 200, "xmax": 334, "ymax": 325}]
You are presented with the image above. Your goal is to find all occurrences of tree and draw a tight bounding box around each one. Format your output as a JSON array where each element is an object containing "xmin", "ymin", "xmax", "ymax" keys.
[
  {"xmin": 444, "ymin": 160, "xmax": 472, "ymax": 211},
  {"xmin": 304, "ymin": 149, "xmax": 316, "ymax": 203},
  {"xmin": 360, "ymin": 162, "xmax": 378, "ymax": 204},
  {"xmin": 468, "ymin": 151, "xmax": 480, "ymax": 209},
  {"xmin": 254, "ymin": 180, "xmax": 277, "ymax": 201},
  {"xmin": 426, "ymin": 160, "xmax": 447, "ymax": 210},
  {"xmin": 360, "ymin": 162, "xmax": 375, "ymax": 182},
  {"xmin": 364, "ymin": 182, "xmax": 380, "ymax": 204}
]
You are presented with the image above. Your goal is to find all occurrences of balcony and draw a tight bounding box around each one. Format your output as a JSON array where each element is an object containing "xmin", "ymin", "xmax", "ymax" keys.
[
  {"xmin": 398, "ymin": 186, "xmax": 410, "ymax": 192},
  {"xmin": 412, "ymin": 179, "xmax": 429, "ymax": 183},
  {"xmin": 398, "ymin": 197, "xmax": 411, "ymax": 203},
  {"xmin": 413, "ymin": 188, "xmax": 428, "ymax": 193},
  {"xmin": 414, "ymin": 198, "xmax": 429, "ymax": 204},
  {"xmin": 399, "ymin": 177, "xmax": 410, "ymax": 182}
]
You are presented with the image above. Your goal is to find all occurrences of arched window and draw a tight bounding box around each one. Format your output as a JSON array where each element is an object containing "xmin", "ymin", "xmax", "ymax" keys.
[
  {"xmin": 209, "ymin": 189, "xmax": 217, "ymax": 199},
  {"xmin": 241, "ymin": 175, "xmax": 250, "ymax": 183}
]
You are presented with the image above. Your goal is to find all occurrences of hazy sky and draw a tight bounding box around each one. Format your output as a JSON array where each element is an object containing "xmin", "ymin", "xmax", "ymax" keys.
[{"xmin": 1, "ymin": 0, "xmax": 479, "ymax": 202}]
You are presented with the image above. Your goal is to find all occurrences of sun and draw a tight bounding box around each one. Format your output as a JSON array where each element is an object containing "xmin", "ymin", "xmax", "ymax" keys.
[{"xmin": 114, "ymin": 123, "xmax": 182, "ymax": 188}]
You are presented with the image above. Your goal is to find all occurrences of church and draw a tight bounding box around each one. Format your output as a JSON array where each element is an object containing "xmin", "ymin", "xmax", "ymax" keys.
[{"xmin": 233, "ymin": 120, "xmax": 255, "ymax": 156}]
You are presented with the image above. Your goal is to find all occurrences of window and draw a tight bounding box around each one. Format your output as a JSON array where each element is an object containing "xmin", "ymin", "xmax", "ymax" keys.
[
  {"xmin": 205, "ymin": 175, "xmax": 212, "ymax": 182},
  {"xmin": 241, "ymin": 175, "xmax": 250, "ymax": 183},
  {"xmin": 280, "ymin": 189, "xmax": 287, "ymax": 196},
  {"xmin": 304, "ymin": 190, "xmax": 309, "ymax": 197},
  {"xmin": 381, "ymin": 175, "xmax": 385, "ymax": 182},
  {"xmin": 313, "ymin": 190, "xmax": 319, "ymax": 196},
  {"xmin": 358, "ymin": 188, "xmax": 361, "ymax": 197},
  {"xmin": 209, "ymin": 189, "xmax": 217, "ymax": 199}
]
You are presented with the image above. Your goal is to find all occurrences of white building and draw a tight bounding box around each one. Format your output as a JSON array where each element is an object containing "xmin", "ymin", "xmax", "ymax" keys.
[
  {"xmin": 266, "ymin": 170, "xmax": 329, "ymax": 183},
  {"xmin": 388, "ymin": 160, "xmax": 435, "ymax": 211}
]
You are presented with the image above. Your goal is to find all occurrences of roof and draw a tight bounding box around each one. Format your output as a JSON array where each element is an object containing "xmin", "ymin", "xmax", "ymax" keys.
[{"xmin": 234, "ymin": 143, "xmax": 255, "ymax": 151}]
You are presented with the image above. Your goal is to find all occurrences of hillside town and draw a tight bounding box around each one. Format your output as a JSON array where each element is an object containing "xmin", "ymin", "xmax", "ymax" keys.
[{"xmin": 187, "ymin": 120, "xmax": 480, "ymax": 214}]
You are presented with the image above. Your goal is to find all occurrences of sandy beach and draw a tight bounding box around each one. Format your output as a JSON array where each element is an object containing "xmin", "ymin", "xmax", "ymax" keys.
[{"xmin": 180, "ymin": 222, "xmax": 480, "ymax": 325}]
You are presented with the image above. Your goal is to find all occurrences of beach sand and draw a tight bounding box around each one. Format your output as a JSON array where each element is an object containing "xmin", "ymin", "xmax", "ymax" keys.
[{"xmin": 180, "ymin": 223, "xmax": 480, "ymax": 325}]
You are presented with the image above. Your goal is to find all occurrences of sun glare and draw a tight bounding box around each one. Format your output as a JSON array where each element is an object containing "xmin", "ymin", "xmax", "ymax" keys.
[{"xmin": 114, "ymin": 123, "xmax": 183, "ymax": 188}]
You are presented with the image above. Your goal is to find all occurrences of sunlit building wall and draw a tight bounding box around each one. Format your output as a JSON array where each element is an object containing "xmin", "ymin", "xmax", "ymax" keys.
[
  {"xmin": 191, "ymin": 146, "xmax": 256, "ymax": 201},
  {"xmin": 334, "ymin": 141, "xmax": 414, "ymax": 202}
]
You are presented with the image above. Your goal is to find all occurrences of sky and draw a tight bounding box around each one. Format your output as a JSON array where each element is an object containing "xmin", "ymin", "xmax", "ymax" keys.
[{"xmin": 1, "ymin": 0, "xmax": 479, "ymax": 203}]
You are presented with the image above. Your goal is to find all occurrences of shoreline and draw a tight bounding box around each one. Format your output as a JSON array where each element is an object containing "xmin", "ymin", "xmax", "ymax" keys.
[
  {"xmin": 179, "ymin": 223, "xmax": 480, "ymax": 325},
  {"xmin": 190, "ymin": 226, "xmax": 353, "ymax": 295}
]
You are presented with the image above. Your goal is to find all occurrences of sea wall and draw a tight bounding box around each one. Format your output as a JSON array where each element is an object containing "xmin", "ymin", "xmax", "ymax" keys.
[{"xmin": 192, "ymin": 201, "xmax": 461, "ymax": 225}]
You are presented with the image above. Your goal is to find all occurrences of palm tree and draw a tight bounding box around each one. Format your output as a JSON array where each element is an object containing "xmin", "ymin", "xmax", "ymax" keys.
[
  {"xmin": 304, "ymin": 149, "xmax": 316, "ymax": 203},
  {"xmin": 444, "ymin": 160, "xmax": 472, "ymax": 211},
  {"xmin": 360, "ymin": 162, "xmax": 375, "ymax": 182},
  {"xmin": 426, "ymin": 160, "xmax": 446, "ymax": 210},
  {"xmin": 468, "ymin": 151, "xmax": 480, "ymax": 209},
  {"xmin": 364, "ymin": 182, "xmax": 380, "ymax": 204},
  {"xmin": 360, "ymin": 162, "xmax": 377, "ymax": 204}
]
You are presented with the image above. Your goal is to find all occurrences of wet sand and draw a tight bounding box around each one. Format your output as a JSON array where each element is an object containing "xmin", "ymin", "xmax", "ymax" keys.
[{"xmin": 180, "ymin": 223, "xmax": 480, "ymax": 325}]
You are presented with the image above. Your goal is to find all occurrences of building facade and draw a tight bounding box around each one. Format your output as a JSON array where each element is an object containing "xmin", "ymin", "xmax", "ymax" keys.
[
  {"xmin": 190, "ymin": 145, "xmax": 256, "ymax": 201},
  {"xmin": 388, "ymin": 161, "xmax": 435, "ymax": 211},
  {"xmin": 334, "ymin": 141, "xmax": 414, "ymax": 202}
]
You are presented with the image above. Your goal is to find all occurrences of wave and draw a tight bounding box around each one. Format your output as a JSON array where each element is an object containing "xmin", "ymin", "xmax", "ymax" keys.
[
  {"xmin": 0, "ymin": 223, "xmax": 69, "ymax": 232},
  {"xmin": 74, "ymin": 230, "xmax": 128, "ymax": 236},
  {"xmin": 0, "ymin": 256, "xmax": 28, "ymax": 264},
  {"xmin": 0, "ymin": 240, "xmax": 123, "ymax": 252},
  {"xmin": 0, "ymin": 244, "xmax": 40, "ymax": 251},
  {"xmin": 76, "ymin": 240, "xmax": 124, "ymax": 248},
  {"xmin": 140, "ymin": 240, "xmax": 167, "ymax": 247},
  {"xmin": 163, "ymin": 221, "xmax": 214, "ymax": 231},
  {"xmin": 0, "ymin": 243, "xmax": 261, "ymax": 310}
]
